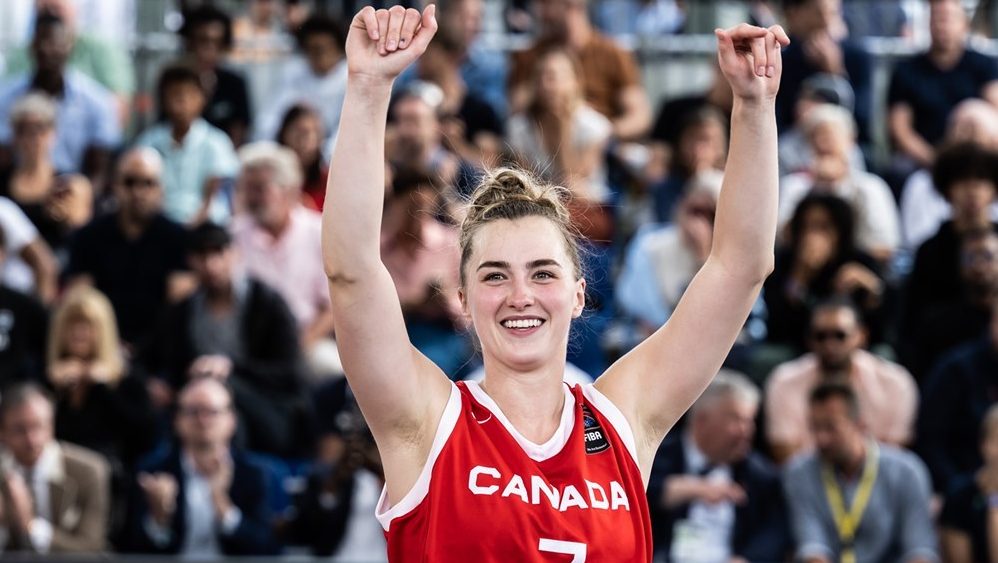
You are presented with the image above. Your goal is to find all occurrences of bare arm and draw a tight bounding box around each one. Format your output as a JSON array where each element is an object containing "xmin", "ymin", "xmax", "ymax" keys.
[
  {"xmin": 20, "ymin": 239, "xmax": 58, "ymax": 305},
  {"xmin": 983, "ymin": 80, "xmax": 998, "ymax": 106},
  {"xmin": 595, "ymin": 24, "xmax": 787, "ymax": 478},
  {"xmin": 888, "ymin": 103, "xmax": 935, "ymax": 167},
  {"xmin": 611, "ymin": 85, "xmax": 652, "ymax": 141},
  {"xmin": 941, "ymin": 528, "xmax": 974, "ymax": 563},
  {"xmin": 321, "ymin": 5, "xmax": 450, "ymax": 504}
]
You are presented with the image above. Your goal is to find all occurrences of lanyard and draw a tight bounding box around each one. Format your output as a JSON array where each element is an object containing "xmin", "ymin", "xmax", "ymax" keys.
[{"xmin": 821, "ymin": 442, "xmax": 879, "ymax": 563}]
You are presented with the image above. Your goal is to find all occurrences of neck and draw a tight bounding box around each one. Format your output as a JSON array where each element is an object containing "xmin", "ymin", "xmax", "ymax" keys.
[
  {"xmin": 262, "ymin": 211, "xmax": 291, "ymax": 238},
  {"xmin": 16, "ymin": 154, "xmax": 51, "ymax": 174},
  {"xmin": 117, "ymin": 212, "xmax": 151, "ymax": 239},
  {"xmin": 836, "ymin": 439, "xmax": 868, "ymax": 479},
  {"xmin": 32, "ymin": 72, "xmax": 65, "ymax": 96},
  {"xmin": 186, "ymin": 443, "xmax": 227, "ymax": 464},
  {"xmin": 205, "ymin": 282, "xmax": 235, "ymax": 305},
  {"xmin": 929, "ymin": 43, "xmax": 964, "ymax": 69},
  {"xmin": 171, "ymin": 120, "xmax": 194, "ymax": 142},
  {"xmin": 565, "ymin": 21, "xmax": 592, "ymax": 50},
  {"xmin": 953, "ymin": 214, "xmax": 990, "ymax": 233},
  {"xmin": 479, "ymin": 359, "xmax": 567, "ymax": 444},
  {"xmin": 819, "ymin": 358, "xmax": 854, "ymax": 380}
]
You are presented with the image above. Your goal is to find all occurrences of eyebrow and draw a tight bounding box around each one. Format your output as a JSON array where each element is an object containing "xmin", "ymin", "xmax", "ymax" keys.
[{"xmin": 476, "ymin": 259, "xmax": 562, "ymax": 271}]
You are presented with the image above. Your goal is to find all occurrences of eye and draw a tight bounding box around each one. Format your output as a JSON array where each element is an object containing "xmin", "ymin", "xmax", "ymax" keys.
[
  {"xmin": 534, "ymin": 270, "xmax": 556, "ymax": 280},
  {"xmin": 482, "ymin": 272, "xmax": 505, "ymax": 282}
]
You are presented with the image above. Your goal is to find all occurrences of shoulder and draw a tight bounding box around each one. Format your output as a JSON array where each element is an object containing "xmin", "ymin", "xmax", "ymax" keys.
[
  {"xmin": 860, "ymin": 351, "xmax": 916, "ymax": 387},
  {"xmin": 743, "ymin": 450, "xmax": 782, "ymax": 482},
  {"xmin": 878, "ymin": 444, "xmax": 930, "ymax": 482},
  {"xmin": 60, "ymin": 442, "xmax": 110, "ymax": 479},
  {"xmin": 768, "ymin": 355, "xmax": 818, "ymax": 389},
  {"xmin": 0, "ymin": 75, "xmax": 30, "ymax": 103},
  {"xmin": 783, "ymin": 453, "xmax": 820, "ymax": 482}
]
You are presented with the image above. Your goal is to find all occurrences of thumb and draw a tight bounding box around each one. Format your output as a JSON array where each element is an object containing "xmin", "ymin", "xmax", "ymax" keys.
[
  {"xmin": 409, "ymin": 4, "xmax": 438, "ymax": 53},
  {"xmin": 714, "ymin": 29, "xmax": 737, "ymax": 69}
]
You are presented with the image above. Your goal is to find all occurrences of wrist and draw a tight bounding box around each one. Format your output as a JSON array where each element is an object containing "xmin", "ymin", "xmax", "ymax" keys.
[
  {"xmin": 732, "ymin": 97, "xmax": 777, "ymax": 114},
  {"xmin": 347, "ymin": 72, "xmax": 396, "ymax": 92}
]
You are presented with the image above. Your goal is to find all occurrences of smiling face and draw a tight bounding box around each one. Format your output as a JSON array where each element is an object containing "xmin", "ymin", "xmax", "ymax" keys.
[{"xmin": 460, "ymin": 216, "xmax": 585, "ymax": 372}]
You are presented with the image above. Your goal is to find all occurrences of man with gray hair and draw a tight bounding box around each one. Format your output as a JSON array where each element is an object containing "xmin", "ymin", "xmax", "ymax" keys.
[
  {"xmin": 647, "ymin": 370, "xmax": 790, "ymax": 562},
  {"xmin": 66, "ymin": 147, "xmax": 194, "ymax": 349},
  {"xmin": 231, "ymin": 141, "xmax": 341, "ymax": 378}
]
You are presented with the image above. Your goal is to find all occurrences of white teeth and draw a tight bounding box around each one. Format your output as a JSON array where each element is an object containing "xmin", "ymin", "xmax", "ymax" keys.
[{"xmin": 502, "ymin": 319, "xmax": 543, "ymax": 329}]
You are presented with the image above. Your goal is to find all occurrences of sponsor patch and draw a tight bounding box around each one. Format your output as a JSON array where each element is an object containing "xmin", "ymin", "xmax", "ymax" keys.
[{"xmin": 582, "ymin": 404, "xmax": 610, "ymax": 454}]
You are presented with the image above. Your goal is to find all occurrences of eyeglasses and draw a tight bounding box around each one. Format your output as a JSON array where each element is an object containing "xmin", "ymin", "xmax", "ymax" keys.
[
  {"xmin": 811, "ymin": 329, "xmax": 849, "ymax": 343},
  {"xmin": 13, "ymin": 121, "xmax": 52, "ymax": 135},
  {"xmin": 178, "ymin": 405, "xmax": 229, "ymax": 418},
  {"xmin": 120, "ymin": 175, "xmax": 159, "ymax": 190}
]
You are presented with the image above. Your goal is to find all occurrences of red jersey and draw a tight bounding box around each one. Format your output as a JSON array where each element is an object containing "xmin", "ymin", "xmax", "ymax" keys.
[{"xmin": 376, "ymin": 380, "xmax": 653, "ymax": 562}]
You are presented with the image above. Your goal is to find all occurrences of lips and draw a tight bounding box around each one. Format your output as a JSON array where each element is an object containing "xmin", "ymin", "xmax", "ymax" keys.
[{"xmin": 500, "ymin": 317, "xmax": 545, "ymax": 329}]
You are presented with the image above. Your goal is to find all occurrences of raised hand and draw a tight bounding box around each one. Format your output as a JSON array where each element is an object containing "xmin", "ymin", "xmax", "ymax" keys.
[
  {"xmin": 715, "ymin": 24, "xmax": 790, "ymax": 102},
  {"xmin": 346, "ymin": 5, "xmax": 438, "ymax": 82}
]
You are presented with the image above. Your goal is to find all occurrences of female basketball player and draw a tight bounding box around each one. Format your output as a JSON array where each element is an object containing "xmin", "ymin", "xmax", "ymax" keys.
[{"xmin": 321, "ymin": 5, "xmax": 788, "ymax": 561}]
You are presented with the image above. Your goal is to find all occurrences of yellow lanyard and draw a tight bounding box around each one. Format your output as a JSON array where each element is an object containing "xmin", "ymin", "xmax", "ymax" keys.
[{"xmin": 820, "ymin": 442, "xmax": 879, "ymax": 563}]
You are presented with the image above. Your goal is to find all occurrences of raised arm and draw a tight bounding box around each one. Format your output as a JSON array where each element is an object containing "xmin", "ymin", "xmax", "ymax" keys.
[
  {"xmin": 321, "ymin": 5, "xmax": 451, "ymax": 501},
  {"xmin": 595, "ymin": 24, "xmax": 788, "ymax": 479}
]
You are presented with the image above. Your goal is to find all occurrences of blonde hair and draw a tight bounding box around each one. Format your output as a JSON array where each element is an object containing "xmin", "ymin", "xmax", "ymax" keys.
[
  {"xmin": 10, "ymin": 92, "xmax": 57, "ymax": 126},
  {"xmin": 459, "ymin": 167, "xmax": 582, "ymax": 286},
  {"xmin": 47, "ymin": 286, "xmax": 125, "ymax": 384}
]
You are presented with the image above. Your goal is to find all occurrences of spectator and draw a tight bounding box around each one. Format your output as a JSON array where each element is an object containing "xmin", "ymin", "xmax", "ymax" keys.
[
  {"xmin": 778, "ymin": 73, "xmax": 865, "ymax": 177},
  {"xmin": 1, "ymin": 93, "xmax": 93, "ymax": 266},
  {"xmin": 783, "ymin": 382, "xmax": 937, "ymax": 563},
  {"xmin": 508, "ymin": 0, "xmax": 652, "ymax": 141},
  {"xmin": 0, "ymin": 12, "xmax": 119, "ymax": 184},
  {"xmin": 940, "ymin": 403, "xmax": 998, "ymax": 563},
  {"xmin": 142, "ymin": 222, "xmax": 311, "ymax": 458},
  {"xmin": 900, "ymin": 99, "xmax": 998, "ymax": 250},
  {"xmin": 888, "ymin": 0, "xmax": 998, "ymax": 171},
  {"xmin": 387, "ymin": 81, "xmax": 474, "ymax": 196},
  {"xmin": 593, "ymin": 0, "xmax": 686, "ymax": 38},
  {"xmin": 127, "ymin": 377, "xmax": 280, "ymax": 556},
  {"xmin": 647, "ymin": 371, "xmax": 790, "ymax": 562},
  {"xmin": 65, "ymin": 148, "xmax": 193, "ymax": 350},
  {"xmin": 841, "ymin": 0, "xmax": 910, "ymax": 39},
  {"xmin": 231, "ymin": 141, "xmax": 341, "ymax": 379},
  {"xmin": 231, "ymin": 0, "xmax": 291, "ymax": 64},
  {"xmin": 765, "ymin": 298, "xmax": 917, "ymax": 464},
  {"xmin": 650, "ymin": 61, "xmax": 733, "ymax": 171},
  {"xmin": 179, "ymin": 5, "xmax": 253, "ymax": 148},
  {"xmin": 0, "ymin": 224, "xmax": 48, "ymax": 384},
  {"xmin": 909, "ymin": 229, "xmax": 998, "ymax": 380},
  {"xmin": 918, "ymin": 299, "xmax": 998, "ymax": 493},
  {"xmin": 0, "ymin": 382, "xmax": 110, "ymax": 554},
  {"xmin": 135, "ymin": 63, "xmax": 240, "ymax": 225},
  {"xmin": 275, "ymin": 104, "xmax": 329, "ymax": 212},
  {"xmin": 901, "ymin": 142, "xmax": 998, "ymax": 362},
  {"xmin": 776, "ymin": 0, "xmax": 873, "ymax": 143},
  {"xmin": 0, "ymin": 195, "xmax": 58, "ymax": 305},
  {"xmin": 507, "ymin": 48, "xmax": 613, "ymax": 238},
  {"xmin": 255, "ymin": 14, "xmax": 347, "ymax": 145},
  {"xmin": 777, "ymin": 104, "xmax": 900, "ymax": 261},
  {"xmin": 380, "ymin": 168, "xmax": 469, "ymax": 378},
  {"xmin": 3, "ymin": 0, "xmax": 135, "ymax": 124},
  {"xmin": 764, "ymin": 194, "xmax": 885, "ymax": 352}
]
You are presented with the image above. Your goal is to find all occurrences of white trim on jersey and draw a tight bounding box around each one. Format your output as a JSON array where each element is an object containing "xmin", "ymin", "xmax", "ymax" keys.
[
  {"xmin": 465, "ymin": 380, "xmax": 577, "ymax": 462},
  {"xmin": 581, "ymin": 385, "xmax": 641, "ymax": 470},
  {"xmin": 375, "ymin": 382, "xmax": 462, "ymax": 532}
]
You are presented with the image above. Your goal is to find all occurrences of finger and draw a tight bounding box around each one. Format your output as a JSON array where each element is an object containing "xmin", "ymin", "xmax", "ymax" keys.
[
  {"xmin": 408, "ymin": 4, "xmax": 438, "ymax": 54},
  {"xmin": 358, "ymin": 6, "xmax": 379, "ymax": 41},
  {"xmin": 750, "ymin": 36, "xmax": 766, "ymax": 77},
  {"xmin": 764, "ymin": 30, "xmax": 776, "ymax": 77},
  {"xmin": 385, "ymin": 5, "xmax": 406, "ymax": 52},
  {"xmin": 769, "ymin": 27, "xmax": 786, "ymax": 76},
  {"xmin": 375, "ymin": 9, "xmax": 390, "ymax": 55},
  {"xmin": 725, "ymin": 22, "xmax": 768, "ymax": 41},
  {"xmin": 714, "ymin": 28, "xmax": 737, "ymax": 70},
  {"xmin": 398, "ymin": 8, "xmax": 422, "ymax": 49},
  {"xmin": 769, "ymin": 24, "xmax": 790, "ymax": 47}
]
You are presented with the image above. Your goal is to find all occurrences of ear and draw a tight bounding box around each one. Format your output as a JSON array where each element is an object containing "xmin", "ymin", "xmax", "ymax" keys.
[
  {"xmin": 458, "ymin": 287, "xmax": 468, "ymax": 316},
  {"xmin": 572, "ymin": 278, "xmax": 586, "ymax": 319}
]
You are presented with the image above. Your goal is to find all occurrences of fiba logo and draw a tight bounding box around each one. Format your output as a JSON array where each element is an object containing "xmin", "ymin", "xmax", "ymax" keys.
[{"xmin": 581, "ymin": 405, "xmax": 609, "ymax": 454}]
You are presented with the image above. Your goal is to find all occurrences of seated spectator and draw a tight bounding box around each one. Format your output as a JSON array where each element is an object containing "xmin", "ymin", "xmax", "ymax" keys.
[
  {"xmin": 135, "ymin": 63, "xmax": 240, "ymax": 225},
  {"xmin": 179, "ymin": 5, "xmax": 252, "ymax": 148},
  {"xmin": 508, "ymin": 0, "xmax": 651, "ymax": 141},
  {"xmin": 940, "ymin": 404, "xmax": 998, "ymax": 563},
  {"xmin": 647, "ymin": 371, "xmax": 790, "ymax": 562},
  {"xmin": 231, "ymin": 0, "xmax": 291, "ymax": 64},
  {"xmin": 919, "ymin": 300, "xmax": 998, "ymax": 493},
  {"xmin": 900, "ymin": 99, "xmax": 998, "ymax": 250},
  {"xmin": 281, "ymin": 376, "xmax": 387, "ymax": 560},
  {"xmin": 776, "ymin": 0, "xmax": 873, "ymax": 143},
  {"xmin": 231, "ymin": 141, "xmax": 340, "ymax": 379},
  {"xmin": 254, "ymin": 14, "xmax": 347, "ymax": 145},
  {"xmin": 387, "ymin": 81, "xmax": 476, "ymax": 198},
  {"xmin": 764, "ymin": 194, "xmax": 885, "ymax": 352},
  {"xmin": 142, "ymin": 222, "xmax": 311, "ymax": 458},
  {"xmin": 3, "ymin": 0, "xmax": 135, "ymax": 125},
  {"xmin": 778, "ymin": 73, "xmax": 865, "ymax": 177},
  {"xmin": 275, "ymin": 104, "xmax": 329, "ymax": 211},
  {"xmin": 593, "ymin": 0, "xmax": 685, "ymax": 38},
  {"xmin": 0, "ymin": 12, "xmax": 119, "ymax": 183},
  {"xmin": 0, "ymin": 224, "xmax": 48, "ymax": 384},
  {"xmin": 127, "ymin": 377, "xmax": 280, "ymax": 556},
  {"xmin": 0, "ymin": 382, "xmax": 109, "ymax": 554},
  {"xmin": 841, "ymin": 0, "xmax": 910, "ymax": 39},
  {"xmin": 888, "ymin": 0, "xmax": 998, "ymax": 172},
  {"xmin": 46, "ymin": 286, "xmax": 158, "ymax": 534},
  {"xmin": 783, "ymin": 382, "xmax": 937, "ymax": 563},
  {"xmin": 901, "ymin": 142, "xmax": 998, "ymax": 361},
  {"xmin": 1, "ymin": 94, "xmax": 93, "ymax": 265},
  {"xmin": 0, "ymin": 195, "xmax": 58, "ymax": 305},
  {"xmin": 380, "ymin": 168, "xmax": 469, "ymax": 378},
  {"xmin": 765, "ymin": 298, "xmax": 917, "ymax": 464},
  {"xmin": 66, "ymin": 148, "xmax": 193, "ymax": 350},
  {"xmin": 507, "ymin": 48, "xmax": 612, "ymax": 239},
  {"xmin": 778, "ymin": 104, "xmax": 900, "ymax": 261},
  {"xmin": 909, "ymin": 229, "xmax": 998, "ymax": 380}
]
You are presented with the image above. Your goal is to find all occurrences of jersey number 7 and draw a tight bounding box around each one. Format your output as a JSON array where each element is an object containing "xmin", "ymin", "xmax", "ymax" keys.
[{"xmin": 538, "ymin": 538, "xmax": 587, "ymax": 562}]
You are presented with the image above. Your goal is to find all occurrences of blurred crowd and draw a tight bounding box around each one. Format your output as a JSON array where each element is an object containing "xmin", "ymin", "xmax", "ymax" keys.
[{"xmin": 0, "ymin": 0, "xmax": 997, "ymax": 561}]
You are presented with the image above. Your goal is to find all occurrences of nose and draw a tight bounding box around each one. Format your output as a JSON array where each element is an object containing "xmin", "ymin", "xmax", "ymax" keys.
[{"xmin": 506, "ymin": 276, "xmax": 535, "ymax": 309}]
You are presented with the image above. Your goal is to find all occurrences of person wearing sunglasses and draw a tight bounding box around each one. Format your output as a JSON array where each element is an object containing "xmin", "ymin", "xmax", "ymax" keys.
[
  {"xmin": 65, "ymin": 148, "xmax": 195, "ymax": 352},
  {"xmin": 764, "ymin": 297, "xmax": 917, "ymax": 465}
]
